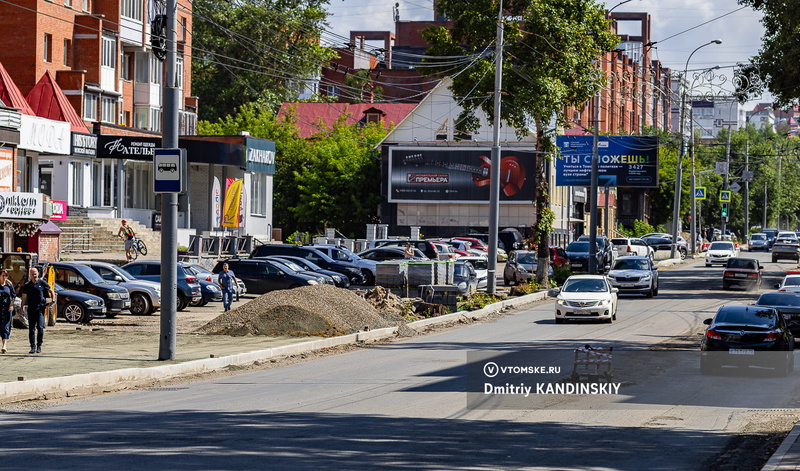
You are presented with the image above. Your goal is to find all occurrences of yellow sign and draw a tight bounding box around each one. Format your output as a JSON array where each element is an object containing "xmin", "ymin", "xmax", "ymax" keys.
[
  {"xmin": 222, "ymin": 179, "xmax": 243, "ymax": 228},
  {"xmin": 719, "ymin": 190, "xmax": 731, "ymax": 203}
]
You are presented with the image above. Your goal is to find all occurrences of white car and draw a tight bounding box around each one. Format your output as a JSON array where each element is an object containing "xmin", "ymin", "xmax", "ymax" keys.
[
  {"xmin": 610, "ymin": 237, "xmax": 654, "ymax": 259},
  {"xmin": 459, "ymin": 256, "xmax": 489, "ymax": 290},
  {"xmin": 776, "ymin": 232, "xmax": 799, "ymax": 245},
  {"xmin": 776, "ymin": 275, "xmax": 800, "ymax": 293},
  {"xmin": 705, "ymin": 241, "xmax": 738, "ymax": 266},
  {"xmin": 553, "ymin": 275, "xmax": 618, "ymax": 324}
]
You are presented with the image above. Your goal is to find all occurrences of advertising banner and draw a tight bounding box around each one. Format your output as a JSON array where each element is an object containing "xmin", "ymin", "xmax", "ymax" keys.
[
  {"xmin": 212, "ymin": 177, "xmax": 221, "ymax": 228},
  {"xmin": 555, "ymin": 136, "xmax": 659, "ymax": 188},
  {"xmin": 388, "ymin": 147, "xmax": 536, "ymax": 203},
  {"xmin": 223, "ymin": 178, "xmax": 243, "ymax": 227},
  {"xmin": 51, "ymin": 200, "xmax": 67, "ymax": 221},
  {"xmin": 0, "ymin": 147, "xmax": 13, "ymax": 191}
]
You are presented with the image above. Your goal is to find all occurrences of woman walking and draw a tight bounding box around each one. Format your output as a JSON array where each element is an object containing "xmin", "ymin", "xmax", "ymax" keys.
[{"xmin": 0, "ymin": 269, "xmax": 17, "ymax": 353}]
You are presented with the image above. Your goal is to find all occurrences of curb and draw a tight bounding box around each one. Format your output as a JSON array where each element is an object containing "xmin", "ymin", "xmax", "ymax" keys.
[{"xmin": 760, "ymin": 420, "xmax": 800, "ymax": 471}]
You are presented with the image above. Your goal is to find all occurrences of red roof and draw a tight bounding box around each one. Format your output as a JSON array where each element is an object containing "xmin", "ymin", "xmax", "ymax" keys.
[
  {"xmin": 278, "ymin": 102, "xmax": 416, "ymax": 138},
  {"xmin": 0, "ymin": 61, "xmax": 34, "ymax": 115},
  {"xmin": 26, "ymin": 71, "xmax": 89, "ymax": 133}
]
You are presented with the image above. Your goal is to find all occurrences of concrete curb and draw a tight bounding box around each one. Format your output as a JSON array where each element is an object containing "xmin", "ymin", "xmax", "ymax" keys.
[
  {"xmin": 760, "ymin": 420, "xmax": 800, "ymax": 471},
  {"xmin": 408, "ymin": 290, "xmax": 550, "ymax": 331}
]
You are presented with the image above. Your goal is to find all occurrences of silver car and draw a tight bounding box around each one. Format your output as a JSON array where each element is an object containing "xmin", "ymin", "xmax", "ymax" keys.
[
  {"xmin": 76, "ymin": 260, "xmax": 161, "ymax": 316},
  {"xmin": 503, "ymin": 250, "xmax": 554, "ymax": 285},
  {"xmin": 606, "ymin": 256, "xmax": 659, "ymax": 297}
]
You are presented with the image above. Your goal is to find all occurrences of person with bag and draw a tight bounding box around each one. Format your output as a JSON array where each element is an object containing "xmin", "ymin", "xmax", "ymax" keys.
[
  {"xmin": 117, "ymin": 219, "xmax": 136, "ymax": 262},
  {"xmin": 0, "ymin": 269, "xmax": 16, "ymax": 354},
  {"xmin": 21, "ymin": 267, "xmax": 53, "ymax": 354}
]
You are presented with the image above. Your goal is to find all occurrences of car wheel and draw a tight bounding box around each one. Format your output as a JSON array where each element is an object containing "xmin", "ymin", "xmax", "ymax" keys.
[
  {"xmin": 646, "ymin": 287, "xmax": 654, "ymax": 298},
  {"xmin": 603, "ymin": 317, "xmax": 612, "ymax": 324},
  {"xmin": 362, "ymin": 270, "xmax": 375, "ymax": 286},
  {"xmin": 679, "ymin": 249, "xmax": 687, "ymax": 260},
  {"xmin": 129, "ymin": 293, "xmax": 151, "ymax": 316},
  {"xmin": 199, "ymin": 299, "xmax": 209, "ymax": 306},
  {"xmin": 177, "ymin": 293, "xmax": 188, "ymax": 311},
  {"xmin": 772, "ymin": 257, "xmax": 778, "ymax": 263},
  {"xmin": 63, "ymin": 302, "xmax": 85, "ymax": 323},
  {"xmin": 653, "ymin": 284, "xmax": 659, "ymax": 296}
]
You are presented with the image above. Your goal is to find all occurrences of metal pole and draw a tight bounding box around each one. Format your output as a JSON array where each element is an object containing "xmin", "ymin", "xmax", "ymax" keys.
[
  {"xmin": 604, "ymin": 187, "xmax": 609, "ymax": 237},
  {"xmin": 721, "ymin": 124, "xmax": 731, "ymax": 235},
  {"xmin": 589, "ymin": 91, "xmax": 600, "ymax": 274},
  {"xmin": 487, "ymin": 0, "xmax": 503, "ymax": 294},
  {"xmin": 159, "ymin": 0, "xmax": 179, "ymax": 360},
  {"xmin": 744, "ymin": 136, "xmax": 749, "ymax": 241},
  {"xmin": 690, "ymin": 111, "xmax": 696, "ymax": 255}
]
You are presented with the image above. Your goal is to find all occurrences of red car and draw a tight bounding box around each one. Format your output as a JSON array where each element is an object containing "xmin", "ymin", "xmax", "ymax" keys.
[
  {"xmin": 454, "ymin": 237, "xmax": 489, "ymax": 253},
  {"xmin": 550, "ymin": 246, "xmax": 569, "ymax": 267}
]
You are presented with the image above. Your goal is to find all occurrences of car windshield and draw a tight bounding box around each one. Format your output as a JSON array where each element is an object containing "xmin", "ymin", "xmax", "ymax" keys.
[
  {"xmin": 465, "ymin": 259, "xmax": 488, "ymax": 270},
  {"xmin": 562, "ymin": 278, "xmax": 607, "ymax": 292},
  {"xmin": 726, "ymin": 259, "xmax": 757, "ymax": 270},
  {"xmin": 783, "ymin": 277, "xmax": 800, "ymax": 287},
  {"xmin": 709, "ymin": 242, "xmax": 734, "ymax": 251},
  {"xmin": 612, "ymin": 259, "xmax": 650, "ymax": 270},
  {"xmin": 610, "ymin": 238, "xmax": 628, "ymax": 246},
  {"xmin": 454, "ymin": 264, "xmax": 471, "ymax": 276},
  {"xmin": 276, "ymin": 259, "xmax": 304, "ymax": 271},
  {"xmin": 566, "ymin": 242, "xmax": 590, "ymax": 252},
  {"xmin": 516, "ymin": 253, "xmax": 536, "ymax": 264},
  {"xmin": 714, "ymin": 307, "xmax": 776, "ymax": 325},
  {"xmin": 750, "ymin": 234, "xmax": 766, "ymax": 241},
  {"xmin": 759, "ymin": 293, "xmax": 800, "ymax": 307},
  {"xmin": 74, "ymin": 265, "xmax": 107, "ymax": 284}
]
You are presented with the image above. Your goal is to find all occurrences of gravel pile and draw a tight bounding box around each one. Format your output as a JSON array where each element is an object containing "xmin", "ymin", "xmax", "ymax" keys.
[{"xmin": 196, "ymin": 284, "xmax": 394, "ymax": 337}]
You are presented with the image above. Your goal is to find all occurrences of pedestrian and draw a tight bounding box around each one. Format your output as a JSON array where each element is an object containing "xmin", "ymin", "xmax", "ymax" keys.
[
  {"xmin": 217, "ymin": 262, "xmax": 237, "ymax": 312},
  {"xmin": 696, "ymin": 231, "xmax": 702, "ymax": 249},
  {"xmin": 21, "ymin": 267, "xmax": 53, "ymax": 354},
  {"xmin": 117, "ymin": 219, "xmax": 136, "ymax": 262},
  {"xmin": 0, "ymin": 269, "xmax": 16, "ymax": 354},
  {"xmin": 403, "ymin": 242, "xmax": 414, "ymax": 258}
]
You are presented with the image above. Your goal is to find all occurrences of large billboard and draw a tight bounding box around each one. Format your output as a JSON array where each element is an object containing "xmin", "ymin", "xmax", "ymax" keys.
[
  {"xmin": 555, "ymin": 135, "xmax": 659, "ymax": 187},
  {"xmin": 388, "ymin": 147, "xmax": 535, "ymax": 203}
]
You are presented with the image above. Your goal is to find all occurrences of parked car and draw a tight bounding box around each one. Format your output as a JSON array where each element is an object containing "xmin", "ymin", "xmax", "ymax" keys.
[
  {"xmin": 704, "ymin": 241, "xmax": 738, "ymax": 267},
  {"xmin": 775, "ymin": 274, "xmax": 800, "ymax": 293},
  {"xmin": 577, "ymin": 235, "xmax": 613, "ymax": 268},
  {"xmin": 212, "ymin": 258, "xmax": 321, "ymax": 295},
  {"xmin": 722, "ymin": 257, "xmax": 762, "ymax": 290},
  {"xmin": 755, "ymin": 292, "xmax": 800, "ymax": 336},
  {"xmin": 186, "ymin": 272, "xmax": 223, "ymax": 306},
  {"xmin": 643, "ymin": 235, "xmax": 688, "ymax": 259},
  {"xmin": 265, "ymin": 257, "xmax": 335, "ymax": 286},
  {"xmin": 453, "ymin": 261, "xmax": 478, "ymax": 295},
  {"xmin": 439, "ymin": 239, "xmax": 484, "ymax": 257},
  {"xmin": 76, "ymin": 261, "xmax": 161, "ymax": 316},
  {"xmin": 268, "ymin": 256, "xmax": 349, "ymax": 288},
  {"xmin": 552, "ymin": 274, "xmax": 618, "ymax": 324},
  {"xmin": 123, "ymin": 261, "xmax": 202, "ymax": 311},
  {"xmin": 357, "ymin": 246, "xmax": 428, "ymax": 261},
  {"xmin": 564, "ymin": 240, "xmax": 605, "ymax": 273},
  {"xmin": 431, "ymin": 242, "xmax": 459, "ymax": 261},
  {"xmin": 459, "ymin": 256, "xmax": 488, "ymax": 290},
  {"xmin": 549, "ymin": 246, "xmax": 569, "ymax": 268},
  {"xmin": 453, "ymin": 237, "xmax": 489, "ymax": 253},
  {"xmin": 44, "ymin": 261, "xmax": 131, "ymax": 318},
  {"xmin": 606, "ymin": 256, "xmax": 658, "ymax": 297},
  {"xmin": 610, "ymin": 237, "xmax": 654, "ymax": 259},
  {"xmin": 462, "ymin": 230, "xmax": 523, "ymax": 252},
  {"xmin": 700, "ymin": 304, "xmax": 795, "ymax": 375},
  {"xmin": 250, "ymin": 244, "xmax": 364, "ymax": 284},
  {"xmin": 311, "ymin": 245, "xmax": 376, "ymax": 286},
  {"xmin": 748, "ymin": 233, "xmax": 770, "ymax": 252},
  {"xmin": 54, "ymin": 282, "xmax": 106, "ymax": 324},
  {"xmin": 184, "ymin": 263, "xmax": 247, "ymax": 299},
  {"xmin": 370, "ymin": 240, "xmax": 440, "ymax": 260},
  {"xmin": 503, "ymin": 250, "xmax": 553, "ymax": 286}
]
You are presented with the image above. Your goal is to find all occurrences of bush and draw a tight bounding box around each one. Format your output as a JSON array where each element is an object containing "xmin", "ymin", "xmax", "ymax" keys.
[
  {"xmin": 510, "ymin": 280, "xmax": 540, "ymax": 296},
  {"xmin": 553, "ymin": 264, "xmax": 572, "ymax": 285},
  {"xmin": 457, "ymin": 293, "xmax": 500, "ymax": 311}
]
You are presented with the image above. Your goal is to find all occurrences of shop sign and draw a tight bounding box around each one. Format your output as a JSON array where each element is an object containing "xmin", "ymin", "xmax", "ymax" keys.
[
  {"xmin": 71, "ymin": 132, "xmax": 98, "ymax": 157},
  {"xmin": 0, "ymin": 147, "xmax": 13, "ymax": 191},
  {"xmin": 19, "ymin": 115, "xmax": 70, "ymax": 154},
  {"xmin": 244, "ymin": 137, "xmax": 276, "ymax": 174},
  {"xmin": 51, "ymin": 200, "xmax": 67, "ymax": 221},
  {"xmin": 97, "ymin": 136, "xmax": 160, "ymax": 159},
  {"xmin": 0, "ymin": 192, "xmax": 43, "ymax": 219}
]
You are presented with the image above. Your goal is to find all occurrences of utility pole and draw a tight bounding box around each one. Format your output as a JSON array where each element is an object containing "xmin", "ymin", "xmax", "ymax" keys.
[
  {"xmin": 744, "ymin": 136, "xmax": 749, "ymax": 240},
  {"xmin": 487, "ymin": 0, "xmax": 503, "ymax": 294},
  {"xmin": 721, "ymin": 125, "xmax": 731, "ymax": 235},
  {"xmin": 689, "ymin": 108, "xmax": 696, "ymax": 254},
  {"xmin": 589, "ymin": 90, "xmax": 601, "ymax": 274}
]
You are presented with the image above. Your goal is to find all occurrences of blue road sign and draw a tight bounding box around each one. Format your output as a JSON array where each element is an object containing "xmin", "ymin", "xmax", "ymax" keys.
[
  {"xmin": 695, "ymin": 187, "xmax": 706, "ymax": 200},
  {"xmin": 154, "ymin": 148, "xmax": 185, "ymax": 193}
]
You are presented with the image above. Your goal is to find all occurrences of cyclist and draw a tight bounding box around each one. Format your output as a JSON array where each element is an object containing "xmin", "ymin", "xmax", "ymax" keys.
[{"xmin": 117, "ymin": 219, "xmax": 136, "ymax": 262}]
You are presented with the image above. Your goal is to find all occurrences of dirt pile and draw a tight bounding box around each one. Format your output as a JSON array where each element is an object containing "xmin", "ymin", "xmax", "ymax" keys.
[{"xmin": 363, "ymin": 286, "xmax": 407, "ymax": 314}]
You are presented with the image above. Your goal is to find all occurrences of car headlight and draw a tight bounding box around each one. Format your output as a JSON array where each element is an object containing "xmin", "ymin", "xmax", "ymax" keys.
[
  {"xmin": 607, "ymin": 274, "xmax": 616, "ymax": 280},
  {"xmin": 85, "ymin": 299, "xmax": 102, "ymax": 306},
  {"xmin": 307, "ymin": 279, "xmax": 318, "ymax": 285},
  {"xmin": 107, "ymin": 292, "xmax": 121, "ymax": 300},
  {"xmin": 333, "ymin": 275, "xmax": 342, "ymax": 282},
  {"xmin": 206, "ymin": 284, "xmax": 220, "ymax": 292},
  {"xmin": 641, "ymin": 273, "xmax": 652, "ymax": 281},
  {"xmin": 557, "ymin": 299, "xmax": 567, "ymax": 305},
  {"xmin": 458, "ymin": 282, "xmax": 467, "ymax": 290},
  {"xmin": 599, "ymin": 298, "xmax": 611, "ymax": 305},
  {"xmin": 347, "ymin": 267, "xmax": 361, "ymax": 275}
]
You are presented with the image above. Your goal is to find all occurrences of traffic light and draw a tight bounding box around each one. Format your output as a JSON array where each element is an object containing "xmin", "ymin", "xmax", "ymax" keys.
[{"xmin": 721, "ymin": 203, "xmax": 729, "ymax": 218}]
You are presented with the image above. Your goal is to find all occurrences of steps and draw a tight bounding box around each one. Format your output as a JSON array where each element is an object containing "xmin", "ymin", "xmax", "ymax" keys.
[{"xmin": 56, "ymin": 217, "xmax": 161, "ymax": 258}]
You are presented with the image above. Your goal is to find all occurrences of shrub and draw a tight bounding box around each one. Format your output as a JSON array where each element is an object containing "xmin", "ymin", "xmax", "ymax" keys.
[
  {"xmin": 553, "ymin": 264, "xmax": 572, "ymax": 285},
  {"xmin": 457, "ymin": 293, "xmax": 500, "ymax": 311}
]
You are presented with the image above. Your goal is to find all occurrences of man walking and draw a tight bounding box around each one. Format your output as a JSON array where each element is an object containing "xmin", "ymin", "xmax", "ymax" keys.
[
  {"xmin": 21, "ymin": 267, "xmax": 53, "ymax": 354},
  {"xmin": 218, "ymin": 262, "xmax": 237, "ymax": 312},
  {"xmin": 117, "ymin": 219, "xmax": 136, "ymax": 262}
]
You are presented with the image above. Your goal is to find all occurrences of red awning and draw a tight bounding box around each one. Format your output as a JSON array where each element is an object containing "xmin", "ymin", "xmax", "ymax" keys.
[{"xmin": 26, "ymin": 71, "xmax": 89, "ymax": 133}]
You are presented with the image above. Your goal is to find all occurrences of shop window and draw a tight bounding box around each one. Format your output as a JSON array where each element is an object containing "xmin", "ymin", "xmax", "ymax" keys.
[
  {"xmin": 250, "ymin": 173, "xmax": 267, "ymax": 216},
  {"xmin": 71, "ymin": 161, "xmax": 84, "ymax": 206},
  {"xmin": 125, "ymin": 161, "xmax": 155, "ymax": 209},
  {"xmin": 93, "ymin": 160, "xmax": 115, "ymax": 207}
]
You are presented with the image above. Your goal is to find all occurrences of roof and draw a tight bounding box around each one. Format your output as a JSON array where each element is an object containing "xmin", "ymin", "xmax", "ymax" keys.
[
  {"xmin": 278, "ymin": 102, "xmax": 416, "ymax": 138},
  {"xmin": 25, "ymin": 71, "xmax": 89, "ymax": 133},
  {"xmin": 0, "ymin": 61, "xmax": 34, "ymax": 115}
]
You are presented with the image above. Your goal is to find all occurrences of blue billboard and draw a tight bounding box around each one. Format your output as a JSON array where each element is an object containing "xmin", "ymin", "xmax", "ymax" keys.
[{"xmin": 555, "ymin": 135, "xmax": 659, "ymax": 187}]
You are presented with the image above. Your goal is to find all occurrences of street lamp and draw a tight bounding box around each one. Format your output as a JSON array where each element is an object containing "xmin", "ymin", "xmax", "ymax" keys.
[{"xmin": 670, "ymin": 39, "xmax": 722, "ymax": 259}]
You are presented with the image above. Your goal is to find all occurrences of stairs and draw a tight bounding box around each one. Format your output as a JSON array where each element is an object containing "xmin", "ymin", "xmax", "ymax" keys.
[{"xmin": 56, "ymin": 217, "xmax": 161, "ymax": 258}]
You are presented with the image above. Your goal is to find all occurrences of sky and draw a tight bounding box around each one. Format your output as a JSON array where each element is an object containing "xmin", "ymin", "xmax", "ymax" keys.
[{"xmin": 323, "ymin": 0, "xmax": 771, "ymax": 107}]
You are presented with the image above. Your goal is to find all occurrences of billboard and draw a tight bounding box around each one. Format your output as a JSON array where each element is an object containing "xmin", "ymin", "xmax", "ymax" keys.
[
  {"xmin": 555, "ymin": 135, "xmax": 659, "ymax": 188},
  {"xmin": 388, "ymin": 147, "xmax": 536, "ymax": 203}
]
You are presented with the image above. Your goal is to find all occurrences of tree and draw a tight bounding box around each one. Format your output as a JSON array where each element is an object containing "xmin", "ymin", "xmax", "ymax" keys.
[
  {"xmin": 421, "ymin": 0, "xmax": 617, "ymax": 285},
  {"xmin": 192, "ymin": 0, "xmax": 335, "ymax": 122}
]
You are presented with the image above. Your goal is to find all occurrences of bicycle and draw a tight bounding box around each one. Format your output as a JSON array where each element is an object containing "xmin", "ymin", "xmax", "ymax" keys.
[{"xmin": 127, "ymin": 236, "xmax": 148, "ymax": 261}]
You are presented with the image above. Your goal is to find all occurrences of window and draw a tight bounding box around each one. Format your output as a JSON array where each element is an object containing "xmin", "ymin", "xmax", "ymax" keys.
[
  {"xmin": 92, "ymin": 160, "xmax": 115, "ymax": 207},
  {"xmin": 125, "ymin": 161, "xmax": 155, "ymax": 209},
  {"xmin": 121, "ymin": 53, "xmax": 132, "ymax": 80},
  {"xmin": 102, "ymin": 36, "xmax": 116, "ymax": 68},
  {"xmin": 64, "ymin": 0, "xmax": 71, "ymax": 6},
  {"xmin": 365, "ymin": 112, "xmax": 381, "ymax": 124},
  {"xmin": 150, "ymin": 54, "xmax": 162, "ymax": 84},
  {"xmin": 179, "ymin": 16, "xmax": 187, "ymax": 41},
  {"xmin": 44, "ymin": 34, "xmax": 52, "ymax": 62},
  {"xmin": 326, "ymin": 84, "xmax": 338, "ymax": 98},
  {"xmin": 71, "ymin": 161, "xmax": 84, "ymax": 206},
  {"xmin": 135, "ymin": 52, "xmax": 148, "ymax": 83},
  {"xmin": 121, "ymin": 0, "xmax": 142, "ymax": 20},
  {"xmin": 150, "ymin": 108, "xmax": 162, "ymax": 132},
  {"xmin": 82, "ymin": 0, "xmax": 88, "ymax": 11},
  {"xmin": 250, "ymin": 173, "xmax": 267, "ymax": 215},
  {"xmin": 63, "ymin": 39, "xmax": 71, "ymax": 66},
  {"xmin": 176, "ymin": 56, "xmax": 183, "ymax": 90},
  {"xmin": 84, "ymin": 94, "xmax": 98, "ymax": 120},
  {"xmin": 101, "ymin": 97, "xmax": 116, "ymax": 123}
]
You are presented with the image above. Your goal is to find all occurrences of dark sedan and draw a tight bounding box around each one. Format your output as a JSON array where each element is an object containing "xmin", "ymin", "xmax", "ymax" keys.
[
  {"xmin": 212, "ymin": 259, "xmax": 320, "ymax": 295},
  {"xmin": 267, "ymin": 256, "xmax": 350, "ymax": 288},
  {"xmin": 700, "ymin": 304, "xmax": 795, "ymax": 375},
  {"xmin": 565, "ymin": 241, "xmax": 605, "ymax": 273},
  {"xmin": 755, "ymin": 292, "xmax": 800, "ymax": 336},
  {"xmin": 54, "ymin": 283, "xmax": 106, "ymax": 324},
  {"xmin": 643, "ymin": 236, "xmax": 688, "ymax": 259}
]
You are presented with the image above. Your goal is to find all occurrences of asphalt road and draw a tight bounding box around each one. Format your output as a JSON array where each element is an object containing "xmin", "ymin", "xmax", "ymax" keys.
[{"xmin": 2, "ymin": 253, "xmax": 799, "ymax": 470}]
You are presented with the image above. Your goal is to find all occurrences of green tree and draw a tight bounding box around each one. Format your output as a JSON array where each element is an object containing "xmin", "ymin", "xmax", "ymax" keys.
[
  {"xmin": 421, "ymin": 0, "xmax": 617, "ymax": 285},
  {"xmin": 192, "ymin": 0, "xmax": 335, "ymax": 122}
]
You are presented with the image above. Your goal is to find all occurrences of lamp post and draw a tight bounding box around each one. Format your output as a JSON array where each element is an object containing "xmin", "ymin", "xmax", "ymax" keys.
[{"xmin": 670, "ymin": 39, "xmax": 722, "ymax": 259}]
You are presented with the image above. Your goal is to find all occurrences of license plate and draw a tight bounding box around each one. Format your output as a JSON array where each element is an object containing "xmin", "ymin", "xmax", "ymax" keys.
[
  {"xmin": 572, "ymin": 309, "xmax": 590, "ymax": 315},
  {"xmin": 619, "ymin": 283, "xmax": 634, "ymax": 288},
  {"xmin": 729, "ymin": 349, "xmax": 755, "ymax": 355},
  {"xmin": 734, "ymin": 274, "xmax": 747, "ymax": 278},
  {"xmin": 572, "ymin": 263, "xmax": 582, "ymax": 267},
  {"xmin": 124, "ymin": 301, "xmax": 131, "ymax": 307}
]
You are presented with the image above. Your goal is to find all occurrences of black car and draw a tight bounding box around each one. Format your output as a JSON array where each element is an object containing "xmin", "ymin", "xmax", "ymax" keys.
[
  {"xmin": 123, "ymin": 261, "xmax": 202, "ymax": 311},
  {"xmin": 182, "ymin": 266, "xmax": 223, "ymax": 306},
  {"xmin": 357, "ymin": 246, "xmax": 427, "ymax": 261},
  {"xmin": 268, "ymin": 255, "xmax": 350, "ymax": 288},
  {"xmin": 372, "ymin": 240, "xmax": 440, "ymax": 261},
  {"xmin": 755, "ymin": 292, "xmax": 800, "ymax": 337},
  {"xmin": 250, "ymin": 245, "xmax": 364, "ymax": 284},
  {"xmin": 212, "ymin": 258, "xmax": 321, "ymax": 294},
  {"xmin": 54, "ymin": 282, "xmax": 106, "ymax": 324},
  {"xmin": 700, "ymin": 304, "xmax": 795, "ymax": 375},
  {"xmin": 44, "ymin": 261, "xmax": 131, "ymax": 318},
  {"xmin": 577, "ymin": 235, "xmax": 613, "ymax": 268},
  {"xmin": 643, "ymin": 236, "xmax": 688, "ymax": 259},
  {"xmin": 762, "ymin": 228, "xmax": 780, "ymax": 248},
  {"xmin": 564, "ymin": 240, "xmax": 605, "ymax": 273}
]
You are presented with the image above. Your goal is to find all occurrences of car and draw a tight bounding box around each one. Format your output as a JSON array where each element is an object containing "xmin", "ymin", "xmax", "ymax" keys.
[
  {"xmin": 184, "ymin": 263, "xmax": 247, "ymax": 299},
  {"xmin": 53, "ymin": 282, "xmax": 106, "ymax": 324},
  {"xmin": 776, "ymin": 231, "xmax": 799, "ymax": 244},
  {"xmin": 577, "ymin": 235, "xmax": 613, "ymax": 268},
  {"xmin": 462, "ymin": 230, "xmax": 523, "ymax": 252},
  {"xmin": 76, "ymin": 260, "xmax": 162, "ymax": 316},
  {"xmin": 438, "ymin": 239, "xmax": 485, "ymax": 257},
  {"xmin": 431, "ymin": 242, "xmax": 459, "ymax": 261},
  {"xmin": 268, "ymin": 255, "xmax": 350, "ymax": 288},
  {"xmin": 775, "ymin": 274, "xmax": 800, "ymax": 293},
  {"xmin": 122, "ymin": 261, "xmax": 202, "ymax": 311},
  {"xmin": 748, "ymin": 233, "xmax": 770, "ymax": 252},
  {"xmin": 453, "ymin": 237, "xmax": 489, "ymax": 254},
  {"xmin": 44, "ymin": 261, "xmax": 131, "ymax": 318},
  {"xmin": 370, "ymin": 239, "xmax": 440, "ymax": 260},
  {"xmin": 722, "ymin": 257, "xmax": 762, "ymax": 290},
  {"xmin": 755, "ymin": 292, "xmax": 800, "ymax": 337},
  {"xmin": 564, "ymin": 240, "xmax": 605, "ymax": 273},
  {"xmin": 704, "ymin": 241, "xmax": 738, "ymax": 267},
  {"xmin": 458, "ymin": 256, "xmax": 489, "ymax": 290},
  {"xmin": 549, "ymin": 246, "xmax": 569, "ymax": 267},
  {"xmin": 357, "ymin": 246, "xmax": 428, "ymax": 261},
  {"xmin": 311, "ymin": 245, "xmax": 377, "ymax": 286},
  {"xmin": 453, "ymin": 261, "xmax": 478, "ymax": 295},
  {"xmin": 700, "ymin": 304, "xmax": 795, "ymax": 375},
  {"xmin": 503, "ymin": 250, "xmax": 553, "ymax": 286},
  {"xmin": 265, "ymin": 257, "xmax": 336, "ymax": 286},
  {"xmin": 552, "ymin": 274, "xmax": 618, "ymax": 324},
  {"xmin": 606, "ymin": 256, "xmax": 659, "ymax": 297},
  {"xmin": 250, "ymin": 244, "xmax": 365, "ymax": 284},
  {"xmin": 771, "ymin": 234, "xmax": 800, "ymax": 263},
  {"xmin": 643, "ymin": 235, "xmax": 688, "ymax": 259},
  {"xmin": 212, "ymin": 258, "xmax": 322, "ymax": 295},
  {"xmin": 610, "ymin": 237, "xmax": 654, "ymax": 259},
  {"xmin": 762, "ymin": 228, "xmax": 780, "ymax": 247}
]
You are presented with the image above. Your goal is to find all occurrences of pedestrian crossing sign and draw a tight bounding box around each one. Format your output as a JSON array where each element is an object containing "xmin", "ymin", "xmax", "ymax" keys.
[
  {"xmin": 720, "ymin": 190, "xmax": 731, "ymax": 203},
  {"xmin": 694, "ymin": 187, "xmax": 706, "ymax": 200}
]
